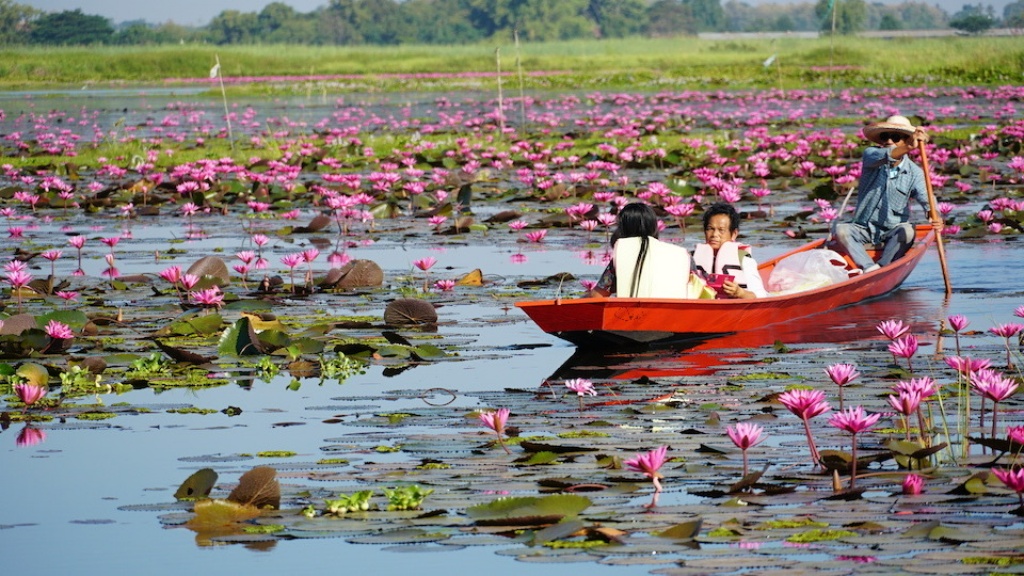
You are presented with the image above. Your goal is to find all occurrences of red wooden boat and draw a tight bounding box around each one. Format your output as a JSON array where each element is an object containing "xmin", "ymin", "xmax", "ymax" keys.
[{"xmin": 516, "ymin": 225, "xmax": 936, "ymax": 348}]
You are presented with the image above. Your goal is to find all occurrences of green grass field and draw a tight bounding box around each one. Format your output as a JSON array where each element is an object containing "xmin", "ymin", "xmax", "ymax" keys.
[{"xmin": 0, "ymin": 36, "xmax": 1021, "ymax": 92}]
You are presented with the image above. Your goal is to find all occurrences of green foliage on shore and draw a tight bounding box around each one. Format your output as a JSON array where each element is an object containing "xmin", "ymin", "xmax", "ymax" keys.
[{"xmin": 0, "ymin": 36, "xmax": 1021, "ymax": 91}]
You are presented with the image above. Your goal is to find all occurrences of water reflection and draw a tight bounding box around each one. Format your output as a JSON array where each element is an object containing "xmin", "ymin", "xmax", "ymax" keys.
[
  {"xmin": 547, "ymin": 289, "xmax": 942, "ymax": 382},
  {"xmin": 15, "ymin": 424, "xmax": 47, "ymax": 447}
]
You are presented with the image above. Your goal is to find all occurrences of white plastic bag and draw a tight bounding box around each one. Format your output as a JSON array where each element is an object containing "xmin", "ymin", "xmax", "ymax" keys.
[{"xmin": 767, "ymin": 249, "xmax": 851, "ymax": 295}]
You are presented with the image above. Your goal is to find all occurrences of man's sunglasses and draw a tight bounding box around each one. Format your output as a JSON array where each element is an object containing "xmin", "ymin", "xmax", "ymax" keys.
[{"xmin": 880, "ymin": 132, "xmax": 908, "ymax": 143}]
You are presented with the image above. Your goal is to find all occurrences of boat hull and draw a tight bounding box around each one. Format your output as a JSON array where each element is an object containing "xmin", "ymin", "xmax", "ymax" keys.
[{"xmin": 516, "ymin": 226, "xmax": 936, "ymax": 348}]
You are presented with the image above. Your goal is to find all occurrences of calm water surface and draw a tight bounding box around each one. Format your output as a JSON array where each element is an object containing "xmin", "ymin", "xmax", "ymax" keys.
[{"xmin": 2, "ymin": 88, "xmax": 1022, "ymax": 575}]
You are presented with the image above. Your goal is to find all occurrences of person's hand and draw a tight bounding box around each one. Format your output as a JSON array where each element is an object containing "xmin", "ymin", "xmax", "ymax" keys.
[
  {"xmin": 908, "ymin": 127, "xmax": 929, "ymax": 147},
  {"xmin": 721, "ymin": 280, "xmax": 748, "ymax": 299},
  {"xmin": 931, "ymin": 219, "xmax": 944, "ymax": 234}
]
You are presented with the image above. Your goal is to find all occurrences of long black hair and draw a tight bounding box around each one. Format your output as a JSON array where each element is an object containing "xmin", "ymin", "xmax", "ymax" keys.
[{"xmin": 610, "ymin": 202, "xmax": 659, "ymax": 246}]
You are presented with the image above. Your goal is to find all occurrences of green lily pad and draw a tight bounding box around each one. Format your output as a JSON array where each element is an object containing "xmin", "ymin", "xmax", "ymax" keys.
[{"xmin": 466, "ymin": 495, "xmax": 591, "ymax": 526}]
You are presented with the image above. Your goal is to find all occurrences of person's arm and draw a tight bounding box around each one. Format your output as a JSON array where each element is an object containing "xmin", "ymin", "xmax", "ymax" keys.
[
  {"xmin": 588, "ymin": 262, "xmax": 615, "ymax": 298},
  {"xmin": 741, "ymin": 255, "xmax": 768, "ymax": 298},
  {"xmin": 890, "ymin": 127, "xmax": 929, "ymax": 162}
]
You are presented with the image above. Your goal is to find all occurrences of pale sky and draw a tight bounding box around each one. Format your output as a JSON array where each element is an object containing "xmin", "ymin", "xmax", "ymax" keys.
[{"xmin": 20, "ymin": 0, "xmax": 1007, "ymax": 27}]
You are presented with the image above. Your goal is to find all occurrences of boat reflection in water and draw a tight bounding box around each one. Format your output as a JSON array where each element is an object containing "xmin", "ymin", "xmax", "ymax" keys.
[{"xmin": 545, "ymin": 288, "xmax": 942, "ymax": 383}]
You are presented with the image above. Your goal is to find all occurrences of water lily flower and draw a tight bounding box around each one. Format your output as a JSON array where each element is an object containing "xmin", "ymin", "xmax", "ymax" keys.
[
  {"xmin": 1015, "ymin": 305, "xmax": 1024, "ymax": 319},
  {"xmin": 1007, "ymin": 425, "xmax": 1024, "ymax": 449},
  {"xmin": 888, "ymin": 335, "xmax": 919, "ymax": 372},
  {"xmin": 828, "ymin": 406, "xmax": 881, "ymax": 488},
  {"xmin": 179, "ymin": 274, "xmax": 200, "ymax": 290},
  {"xmin": 562, "ymin": 377, "xmax": 597, "ymax": 410},
  {"xmin": 55, "ymin": 290, "xmax": 79, "ymax": 307},
  {"xmin": 825, "ymin": 363, "xmax": 859, "ymax": 409},
  {"xmin": 992, "ymin": 467, "xmax": 1024, "ymax": 511},
  {"xmin": 948, "ymin": 314, "xmax": 969, "ymax": 332},
  {"xmin": 524, "ymin": 230, "xmax": 547, "ymax": 243},
  {"xmin": 44, "ymin": 320, "xmax": 74, "ymax": 340},
  {"xmin": 877, "ymin": 319, "xmax": 909, "ymax": 340},
  {"xmin": 478, "ymin": 408, "xmax": 511, "ymax": 454},
  {"xmin": 727, "ymin": 422, "xmax": 766, "ymax": 477},
  {"xmin": 887, "ymin": 390, "xmax": 922, "ymax": 441},
  {"xmin": 902, "ymin": 474, "xmax": 924, "ymax": 496},
  {"xmin": 413, "ymin": 257, "xmax": 437, "ymax": 271},
  {"xmin": 972, "ymin": 368, "xmax": 1019, "ymax": 437},
  {"xmin": 778, "ymin": 388, "xmax": 831, "ymax": 465},
  {"xmin": 625, "ymin": 445, "xmax": 668, "ymax": 498},
  {"xmin": 159, "ymin": 265, "xmax": 182, "ymax": 285},
  {"xmin": 189, "ymin": 287, "xmax": 224, "ymax": 309},
  {"xmin": 989, "ymin": 323, "xmax": 1024, "ymax": 369},
  {"xmin": 508, "ymin": 220, "xmax": 528, "ymax": 232},
  {"xmin": 428, "ymin": 215, "xmax": 447, "ymax": 231},
  {"xmin": 564, "ymin": 378, "xmax": 596, "ymax": 397},
  {"xmin": 433, "ymin": 279, "xmax": 456, "ymax": 292},
  {"xmin": 14, "ymin": 383, "xmax": 47, "ymax": 407}
]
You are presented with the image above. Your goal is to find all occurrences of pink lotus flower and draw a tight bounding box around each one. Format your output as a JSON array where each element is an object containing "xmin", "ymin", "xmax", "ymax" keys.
[
  {"xmin": 564, "ymin": 378, "xmax": 596, "ymax": 397},
  {"xmin": 902, "ymin": 474, "xmax": 924, "ymax": 495},
  {"xmin": 778, "ymin": 388, "xmax": 831, "ymax": 466},
  {"xmin": 888, "ymin": 335, "xmax": 919, "ymax": 372},
  {"xmin": 972, "ymin": 368, "xmax": 1019, "ymax": 436},
  {"xmin": 944, "ymin": 355, "xmax": 991, "ymax": 376},
  {"xmin": 825, "ymin": 363, "xmax": 859, "ymax": 409},
  {"xmin": 1007, "ymin": 425, "xmax": 1024, "ymax": 447},
  {"xmin": 179, "ymin": 274, "xmax": 199, "ymax": 290},
  {"xmin": 948, "ymin": 314, "xmax": 970, "ymax": 332},
  {"xmin": 413, "ymin": 257, "xmax": 437, "ymax": 271},
  {"xmin": 893, "ymin": 377, "xmax": 938, "ymax": 399},
  {"xmin": 625, "ymin": 445, "xmax": 669, "ymax": 498},
  {"xmin": 508, "ymin": 220, "xmax": 528, "ymax": 231},
  {"xmin": 992, "ymin": 467, "xmax": 1024, "ymax": 511},
  {"xmin": 14, "ymin": 383, "xmax": 47, "ymax": 407},
  {"xmin": 433, "ymin": 279, "xmax": 456, "ymax": 292},
  {"xmin": 302, "ymin": 248, "xmax": 320, "ymax": 263},
  {"xmin": 68, "ymin": 235, "xmax": 86, "ymax": 249},
  {"xmin": 44, "ymin": 320, "xmax": 74, "ymax": 340},
  {"xmin": 479, "ymin": 408, "xmax": 511, "ymax": 455},
  {"xmin": 887, "ymin": 390, "xmax": 922, "ymax": 418},
  {"xmin": 989, "ymin": 323, "xmax": 1024, "ymax": 369},
  {"xmin": 877, "ymin": 319, "xmax": 909, "ymax": 340},
  {"xmin": 1015, "ymin": 305, "xmax": 1024, "ymax": 319},
  {"xmin": 524, "ymin": 230, "xmax": 547, "ymax": 243},
  {"xmin": 727, "ymin": 422, "xmax": 766, "ymax": 477},
  {"xmin": 828, "ymin": 406, "xmax": 880, "ymax": 488},
  {"xmin": 189, "ymin": 287, "xmax": 224, "ymax": 309},
  {"xmin": 16, "ymin": 425, "xmax": 46, "ymax": 447},
  {"xmin": 159, "ymin": 265, "xmax": 182, "ymax": 285}
]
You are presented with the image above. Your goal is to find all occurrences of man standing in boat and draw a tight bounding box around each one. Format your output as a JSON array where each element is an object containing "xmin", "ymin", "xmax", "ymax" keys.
[
  {"xmin": 692, "ymin": 202, "xmax": 767, "ymax": 299},
  {"xmin": 834, "ymin": 115, "xmax": 930, "ymax": 274}
]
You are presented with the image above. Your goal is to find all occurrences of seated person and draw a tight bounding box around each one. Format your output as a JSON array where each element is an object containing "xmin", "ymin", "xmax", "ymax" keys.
[
  {"xmin": 833, "ymin": 114, "xmax": 930, "ymax": 273},
  {"xmin": 591, "ymin": 202, "xmax": 691, "ymax": 298},
  {"xmin": 692, "ymin": 202, "xmax": 767, "ymax": 299}
]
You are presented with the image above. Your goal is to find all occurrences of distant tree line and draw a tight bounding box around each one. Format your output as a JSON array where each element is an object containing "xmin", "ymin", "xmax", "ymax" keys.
[{"xmin": 0, "ymin": 0, "xmax": 1020, "ymax": 47}]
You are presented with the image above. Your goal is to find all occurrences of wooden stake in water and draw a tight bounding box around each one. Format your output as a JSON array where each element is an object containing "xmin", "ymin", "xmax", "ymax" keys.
[
  {"xmin": 495, "ymin": 47, "xmax": 505, "ymax": 135},
  {"xmin": 514, "ymin": 28, "xmax": 527, "ymax": 132},
  {"xmin": 212, "ymin": 55, "xmax": 235, "ymax": 151}
]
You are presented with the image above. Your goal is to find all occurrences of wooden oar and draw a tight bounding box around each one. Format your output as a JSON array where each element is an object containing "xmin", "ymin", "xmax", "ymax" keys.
[{"xmin": 917, "ymin": 140, "xmax": 953, "ymax": 297}]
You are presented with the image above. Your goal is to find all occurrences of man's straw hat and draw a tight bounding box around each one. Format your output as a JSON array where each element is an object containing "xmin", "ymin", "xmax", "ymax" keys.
[{"xmin": 862, "ymin": 115, "xmax": 916, "ymax": 145}]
